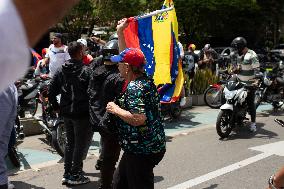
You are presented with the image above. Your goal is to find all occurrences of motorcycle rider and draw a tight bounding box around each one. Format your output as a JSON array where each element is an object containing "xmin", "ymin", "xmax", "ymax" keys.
[
  {"xmin": 88, "ymin": 37, "xmax": 125, "ymax": 189},
  {"xmin": 231, "ymin": 37, "xmax": 259, "ymax": 132}
]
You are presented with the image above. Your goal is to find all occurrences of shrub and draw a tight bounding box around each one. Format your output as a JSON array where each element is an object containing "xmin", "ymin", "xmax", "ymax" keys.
[{"xmin": 191, "ymin": 68, "xmax": 219, "ymax": 95}]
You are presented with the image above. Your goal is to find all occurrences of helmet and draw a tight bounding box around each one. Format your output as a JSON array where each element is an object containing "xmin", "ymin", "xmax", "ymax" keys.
[
  {"xmin": 41, "ymin": 48, "xmax": 48, "ymax": 57},
  {"xmin": 77, "ymin": 38, "xmax": 87, "ymax": 47},
  {"xmin": 231, "ymin": 37, "xmax": 247, "ymax": 54},
  {"xmin": 204, "ymin": 44, "xmax": 211, "ymax": 51},
  {"xmin": 102, "ymin": 39, "xmax": 119, "ymax": 60},
  {"xmin": 188, "ymin": 44, "xmax": 196, "ymax": 51},
  {"xmin": 109, "ymin": 33, "xmax": 118, "ymax": 41}
]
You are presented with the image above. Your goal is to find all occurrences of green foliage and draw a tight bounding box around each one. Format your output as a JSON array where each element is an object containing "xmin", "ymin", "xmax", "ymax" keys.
[
  {"xmin": 54, "ymin": 0, "xmax": 284, "ymax": 46},
  {"xmin": 191, "ymin": 69, "xmax": 219, "ymax": 95},
  {"xmin": 55, "ymin": 0, "xmax": 96, "ymax": 41},
  {"xmin": 93, "ymin": 0, "xmax": 145, "ymax": 27}
]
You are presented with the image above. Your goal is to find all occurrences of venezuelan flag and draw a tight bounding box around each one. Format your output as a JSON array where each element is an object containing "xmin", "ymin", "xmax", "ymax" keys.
[
  {"xmin": 123, "ymin": 0, "xmax": 184, "ymax": 102},
  {"xmin": 31, "ymin": 48, "xmax": 42, "ymax": 67}
]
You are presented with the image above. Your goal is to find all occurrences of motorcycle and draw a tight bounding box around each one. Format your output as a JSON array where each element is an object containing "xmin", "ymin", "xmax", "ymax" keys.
[
  {"xmin": 37, "ymin": 77, "xmax": 66, "ymax": 157},
  {"xmin": 16, "ymin": 78, "xmax": 40, "ymax": 118},
  {"xmin": 254, "ymin": 63, "xmax": 284, "ymax": 110},
  {"xmin": 160, "ymin": 100, "xmax": 182, "ymax": 119},
  {"xmin": 216, "ymin": 80, "xmax": 255, "ymax": 138},
  {"xmin": 157, "ymin": 84, "xmax": 182, "ymax": 119},
  {"xmin": 8, "ymin": 116, "xmax": 25, "ymax": 168},
  {"xmin": 203, "ymin": 70, "xmax": 231, "ymax": 109}
]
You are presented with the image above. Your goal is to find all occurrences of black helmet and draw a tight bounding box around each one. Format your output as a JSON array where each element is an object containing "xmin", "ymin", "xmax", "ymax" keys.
[
  {"xmin": 231, "ymin": 37, "xmax": 247, "ymax": 54},
  {"xmin": 109, "ymin": 33, "xmax": 118, "ymax": 41},
  {"xmin": 102, "ymin": 39, "xmax": 119, "ymax": 60}
]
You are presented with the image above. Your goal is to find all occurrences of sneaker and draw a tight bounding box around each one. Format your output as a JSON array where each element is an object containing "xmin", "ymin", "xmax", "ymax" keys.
[
  {"xmin": 95, "ymin": 159, "xmax": 102, "ymax": 170},
  {"xmin": 180, "ymin": 97, "xmax": 186, "ymax": 106},
  {"xmin": 67, "ymin": 173, "xmax": 90, "ymax": 185},
  {"xmin": 8, "ymin": 181, "xmax": 15, "ymax": 189},
  {"xmin": 62, "ymin": 173, "xmax": 71, "ymax": 185},
  {"xmin": 249, "ymin": 123, "xmax": 257, "ymax": 132}
]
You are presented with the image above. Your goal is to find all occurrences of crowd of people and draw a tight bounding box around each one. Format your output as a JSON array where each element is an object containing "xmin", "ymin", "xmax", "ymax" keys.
[{"xmin": 0, "ymin": 1, "xmax": 284, "ymax": 189}]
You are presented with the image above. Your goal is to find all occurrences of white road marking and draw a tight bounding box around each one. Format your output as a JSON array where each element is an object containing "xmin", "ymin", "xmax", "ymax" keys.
[{"xmin": 168, "ymin": 141, "xmax": 284, "ymax": 189}]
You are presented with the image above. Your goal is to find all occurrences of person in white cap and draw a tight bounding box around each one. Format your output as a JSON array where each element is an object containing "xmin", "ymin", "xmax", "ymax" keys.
[{"xmin": 77, "ymin": 38, "xmax": 93, "ymax": 66}]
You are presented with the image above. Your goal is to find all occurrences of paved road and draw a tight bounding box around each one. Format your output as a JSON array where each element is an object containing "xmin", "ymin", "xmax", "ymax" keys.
[{"xmin": 8, "ymin": 104, "xmax": 284, "ymax": 189}]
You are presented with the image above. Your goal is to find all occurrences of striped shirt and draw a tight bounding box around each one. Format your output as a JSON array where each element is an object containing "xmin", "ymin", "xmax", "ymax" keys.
[{"xmin": 237, "ymin": 49, "xmax": 259, "ymax": 82}]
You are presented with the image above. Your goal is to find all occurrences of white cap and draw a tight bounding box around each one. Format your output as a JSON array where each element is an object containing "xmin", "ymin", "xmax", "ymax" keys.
[{"xmin": 77, "ymin": 38, "xmax": 87, "ymax": 47}]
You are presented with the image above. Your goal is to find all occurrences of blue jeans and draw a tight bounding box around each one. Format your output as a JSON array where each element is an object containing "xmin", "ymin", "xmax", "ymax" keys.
[
  {"xmin": 63, "ymin": 117, "xmax": 93, "ymax": 174},
  {"xmin": 0, "ymin": 85, "xmax": 17, "ymax": 186}
]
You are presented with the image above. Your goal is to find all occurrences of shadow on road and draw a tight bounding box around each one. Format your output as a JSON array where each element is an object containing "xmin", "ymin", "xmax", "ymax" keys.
[
  {"xmin": 220, "ymin": 122, "xmax": 279, "ymax": 141},
  {"xmin": 66, "ymin": 181, "xmax": 100, "ymax": 189},
  {"xmin": 154, "ymin": 175, "xmax": 164, "ymax": 183},
  {"xmin": 202, "ymin": 184, "xmax": 218, "ymax": 189},
  {"xmin": 164, "ymin": 111, "xmax": 201, "ymax": 130},
  {"xmin": 12, "ymin": 181, "xmax": 45, "ymax": 189},
  {"xmin": 166, "ymin": 136, "xmax": 174, "ymax": 142},
  {"xmin": 84, "ymin": 172, "xmax": 100, "ymax": 177}
]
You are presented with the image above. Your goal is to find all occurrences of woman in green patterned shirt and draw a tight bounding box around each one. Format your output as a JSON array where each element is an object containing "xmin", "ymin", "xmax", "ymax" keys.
[{"xmin": 105, "ymin": 18, "xmax": 166, "ymax": 189}]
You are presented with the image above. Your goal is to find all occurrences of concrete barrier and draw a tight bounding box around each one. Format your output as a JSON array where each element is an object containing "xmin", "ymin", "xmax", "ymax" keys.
[{"xmin": 20, "ymin": 115, "xmax": 44, "ymax": 136}]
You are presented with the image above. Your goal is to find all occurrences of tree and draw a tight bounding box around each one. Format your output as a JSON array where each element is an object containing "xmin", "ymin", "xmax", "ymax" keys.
[
  {"xmin": 54, "ymin": 0, "xmax": 96, "ymax": 41},
  {"xmin": 257, "ymin": 0, "xmax": 284, "ymax": 46}
]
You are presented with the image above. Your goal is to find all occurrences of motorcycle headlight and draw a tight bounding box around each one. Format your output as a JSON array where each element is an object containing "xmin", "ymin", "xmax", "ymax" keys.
[
  {"xmin": 224, "ymin": 88, "xmax": 237, "ymax": 100},
  {"xmin": 264, "ymin": 77, "xmax": 272, "ymax": 86}
]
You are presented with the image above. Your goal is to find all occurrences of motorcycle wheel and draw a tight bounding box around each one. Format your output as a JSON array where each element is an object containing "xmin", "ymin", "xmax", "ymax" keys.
[
  {"xmin": 52, "ymin": 122, "xmax": 66, "ymax": 157},
  {"xmin": 27, "ymin": 98, "xmax": 38, "ymax": 116},
  {"xmin": 204, "ymin": 86, "xmax": 224, "ymax": 109},
  {"xmin": 8, "ymin": 147, "xmax": 21, "ymax": 168},
  {"xmin": 254, "ymin": 90, "xmax": 262, "ymax": 109},
  {"xmin": 216, "ymin": 110, "xmax": 233, "ymax": 138},
  {"xmin": 170, "ymin": 103, "xmax": 182, "ymax": 119}
]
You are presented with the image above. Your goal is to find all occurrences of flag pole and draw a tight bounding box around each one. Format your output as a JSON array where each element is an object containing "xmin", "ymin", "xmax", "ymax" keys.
[{"xmin": 135, "ymin": 6, "xmax": 174, "ymax": 20}]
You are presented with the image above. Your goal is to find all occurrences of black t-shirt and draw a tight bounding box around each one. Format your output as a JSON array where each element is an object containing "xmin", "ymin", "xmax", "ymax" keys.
[{"xmin": 183, "ymin": 51, "xmax": 199, "ymax": 73}]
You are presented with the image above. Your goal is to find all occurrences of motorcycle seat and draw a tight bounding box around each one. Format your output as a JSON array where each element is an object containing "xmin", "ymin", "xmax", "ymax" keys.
[
  {"xmin": 244, "ymin": 85, "xmax": 257, "ymax": 90},
  {"xmin": 218, "ymin": 80, "xmax": 227, "ymax": 84}
]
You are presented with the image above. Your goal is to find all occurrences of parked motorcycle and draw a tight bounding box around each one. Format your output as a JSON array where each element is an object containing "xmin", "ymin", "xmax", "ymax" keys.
[
  {"xmin": 37, "ymin": 78, "xmax": 66, "ymax": 157},
  {"xmin": 16, "ymin": 78, "xmax": 40, "ymax": 117},
  {"xmin": 216, "ymin": 80, "xmax": 255, "ymax": 138},
  {"xmin": 204, "ymin": 70, "xmax": 231, "ymax": 109},
  {"xmin": 8, "ymin": 116, "xmax": 25, "ymax": 168},
  {"xmin": 160, "ymin": 100, "xmax": 182, "ymax": 119},
  {"xmin": 158, "ymin": 84, "xmax": 182, "ymax": 119},
  {"xmin": 254, "ymin": 63, "xmax": 284, "ymax": 110}
]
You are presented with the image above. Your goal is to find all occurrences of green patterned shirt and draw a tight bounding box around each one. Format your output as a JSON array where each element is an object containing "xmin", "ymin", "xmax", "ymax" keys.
[{"xmin": 117, "ymin": 76, "xmax": 166, "ymax": 154}]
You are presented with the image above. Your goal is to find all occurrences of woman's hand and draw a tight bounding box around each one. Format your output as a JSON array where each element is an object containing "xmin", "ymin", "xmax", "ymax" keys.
[
  {"xmin": 106, "ymin": 102, "xmax": 120, "ymax": 115},
  {"xmin": 117, "ymin": 18, "xmax": 129, "ymax": 33}
]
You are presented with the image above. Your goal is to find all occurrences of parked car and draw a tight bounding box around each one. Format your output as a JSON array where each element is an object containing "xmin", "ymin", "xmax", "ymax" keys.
[
  {"xmin": 213, "ymin": 47, "xmax": 233, "ymax": 56},
  {"xmin": 271, "ymin": 44, "xmax": 284, "ymax": 56}
]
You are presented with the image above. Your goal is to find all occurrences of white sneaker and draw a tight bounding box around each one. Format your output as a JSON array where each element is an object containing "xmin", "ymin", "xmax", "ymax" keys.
[
  {"xmin": 249, "ymin": 123, "xmax": 257, "ymax": 132},
  {"xmin": 180, "ymin": 97, "xmax": 186, "ymax": 106},
  {"xmin": 8, "ymin": 181, "xmax": 15, "ymax": 189}
]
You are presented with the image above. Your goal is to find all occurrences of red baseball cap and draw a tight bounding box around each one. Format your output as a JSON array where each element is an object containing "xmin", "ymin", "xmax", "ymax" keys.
[{"xmin": 111, "ymin": 48, "xmax": 145, "ymax": 67}]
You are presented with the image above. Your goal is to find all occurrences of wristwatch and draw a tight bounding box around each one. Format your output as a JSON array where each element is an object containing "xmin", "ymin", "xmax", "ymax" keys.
[{"xmin": 269, "ymin": 174, "xmax": 284, "ymax": 189}]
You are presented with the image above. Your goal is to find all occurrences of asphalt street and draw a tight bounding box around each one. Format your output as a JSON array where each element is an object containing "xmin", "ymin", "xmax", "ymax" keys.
[{"xmin": 8, "ymin": 104, "xmax": 284, "ymax": 189}]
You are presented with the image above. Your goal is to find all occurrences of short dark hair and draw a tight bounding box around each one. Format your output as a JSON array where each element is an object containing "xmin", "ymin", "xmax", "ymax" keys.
[{"xmin": 68, "ymin": 41, "xmax": 83, "ymax": 58}]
